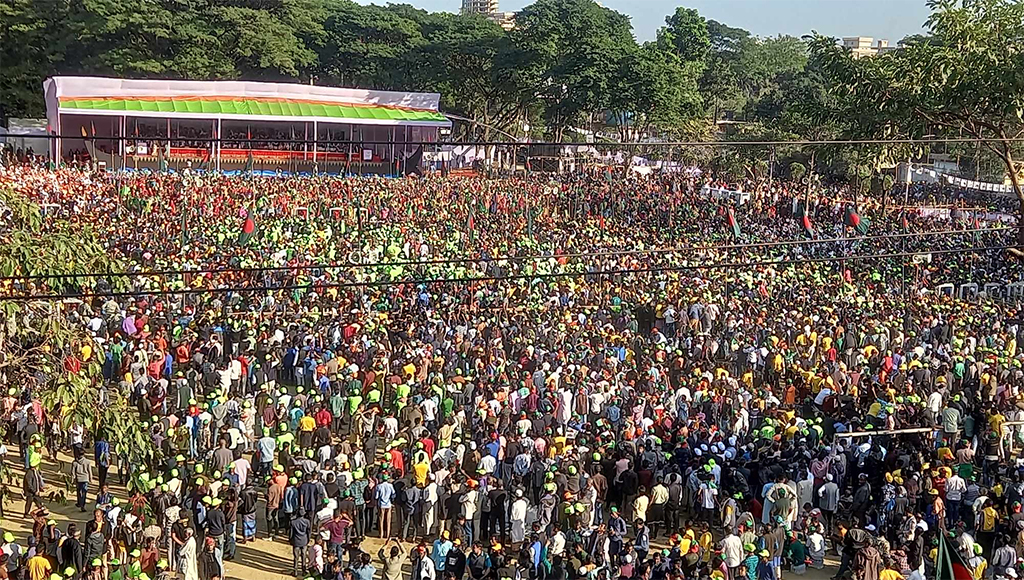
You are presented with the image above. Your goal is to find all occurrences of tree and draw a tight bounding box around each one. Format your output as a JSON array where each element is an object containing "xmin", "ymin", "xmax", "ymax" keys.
[
  {"xmin": 811, "ymin": 0, "xmax": 1024, "ymax": 238},
  {"xmin": 657, "ymin": 7, "xmax": 711, "ymax": 64},
  {"xmin": 400, "ymin": 12, "xmax": 532, "ymax": 140},
  {"xmin": 1, "ymin": 0, "xmax": 78, "ymax": 117},
  {"xmin": 0, "ymin": 187, "xmax": 155, "ymax": 490},
  {"xmin": 608, "ymin": 43, "xmax": 701, "ymax": 142},
  {"xmin": 511, "ymin": 0, "xmax": 637, "ymax": 141},
  {"xmin": 697, "ymin": 21, "xmax": 807, "ymax": 122},
  {"xmin": 314, "ymin": 2, "xmax": 424, "ymax": 88}
]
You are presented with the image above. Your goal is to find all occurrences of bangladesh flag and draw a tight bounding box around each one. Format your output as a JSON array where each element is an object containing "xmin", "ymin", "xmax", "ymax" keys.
[
  {"xmin": 801, "ymin": 213, "xmax": 814, "ymax": 238},
  {"xmin": 466, "ymin": 204, "xmax": 476, "ymax": 244},
  {"xmin": 844, "ymin": 205, "xmax": 870, "ymax": 235},
  {"xmin": 726, "ymin": 207, "xmax": 740, "ymax": 238},
  {"xmin": 238, "ymin": 209, "xmax": 256, "ymax": 245},
  {"xmin": 935, "ymin": 532, "xmax": 973, "ymax": 580}
]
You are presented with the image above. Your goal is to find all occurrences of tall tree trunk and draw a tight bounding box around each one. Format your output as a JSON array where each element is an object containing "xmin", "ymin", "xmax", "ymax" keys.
[{"xmin": 1001, "ymin": 147, "xmax": 1024, "ymax": 247}]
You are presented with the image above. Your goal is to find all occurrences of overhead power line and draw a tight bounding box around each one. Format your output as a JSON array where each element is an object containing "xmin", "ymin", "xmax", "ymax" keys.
[
  {"xmin": 2, "ymin": 226, "xmax": 1010, "ymax": 282},
  {"xmin": 40, "ymin": 135, "xmax": 1024, "ymax": 147},
  {"xmin": 1, "ymin": 244, "xmax": 1009, "ymax": 302}
]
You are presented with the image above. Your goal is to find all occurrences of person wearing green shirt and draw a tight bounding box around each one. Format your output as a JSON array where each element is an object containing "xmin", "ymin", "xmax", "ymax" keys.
[
  {"xmin": 787, "ymin": 534, "xmax": 808, "ymax": 574},
  {"xmin": 347, "ymin": 392, "xmax": 364, "ymax": 415}
]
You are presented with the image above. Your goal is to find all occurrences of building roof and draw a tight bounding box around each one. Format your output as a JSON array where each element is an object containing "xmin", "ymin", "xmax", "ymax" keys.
[{"xmin": 44, "ymin": 77, "xmax": 451, "ymax": 127}]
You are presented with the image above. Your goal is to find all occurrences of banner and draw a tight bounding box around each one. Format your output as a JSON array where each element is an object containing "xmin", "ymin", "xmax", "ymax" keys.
[
  {"xmin": 909, "ymin": 164, "xmax": 1014, "ymax": 194},
  {"xmin": 699, "ymin": 185, "xmax": 752, "ymax": 205}
]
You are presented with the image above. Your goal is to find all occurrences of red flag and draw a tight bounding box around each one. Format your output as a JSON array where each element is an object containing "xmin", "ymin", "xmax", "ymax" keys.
[{"xmin": 726, "ymin": 208, "xmax": 740, "ymax": 238}]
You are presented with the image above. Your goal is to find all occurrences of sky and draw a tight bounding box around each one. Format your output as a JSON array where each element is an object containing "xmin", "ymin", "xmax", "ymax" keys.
[{"xmin": 356, "ymin": 0, "xmax": 933, "ymax": 43}]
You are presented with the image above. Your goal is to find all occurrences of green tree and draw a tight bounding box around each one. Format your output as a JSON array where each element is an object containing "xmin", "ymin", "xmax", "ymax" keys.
[
  {"xmin": 511, "ymin": 0, "xmax": 636, "ymax": 141},
  {"xmin": 811, "ymin": 0, "xmax": 1024, "ymax": 232},
  {"xmin": 608, "ymin": 43, "xmax": 701, "ymax": 142},
  {"xmin": 1, "ymin": 0, "xmax": 77, "ymax": 117},
  {"xmin": 0, "ymin": 187, "xmax": 155, "ymax": 488},
  {"xmin": 316, "ymin": 1, "xmax": 424, "ymax": 88},
  {"xmin": 657, "ymin": 7, "xmax": 711, "ymax": 64}
]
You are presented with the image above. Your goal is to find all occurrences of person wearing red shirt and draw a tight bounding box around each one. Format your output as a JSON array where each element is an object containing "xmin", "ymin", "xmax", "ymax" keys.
[{"xmin": 315, "ymin": 407, "xmax": 332, "ymax": 428}]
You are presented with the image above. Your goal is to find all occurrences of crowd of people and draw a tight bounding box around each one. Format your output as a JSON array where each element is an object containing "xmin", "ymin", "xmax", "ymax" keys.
[{"xmin": 0, "ymin": 163, "xmax": 1022, "ymax": 580}]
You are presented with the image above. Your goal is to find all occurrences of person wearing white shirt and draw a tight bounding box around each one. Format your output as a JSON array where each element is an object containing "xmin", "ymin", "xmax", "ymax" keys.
[
  {"xmin": 548, "ymin": 529, "xmax": 566, "ymax": 557},
  {"xmin": 424, "ymin": 478, "xmax": 439, "ymax": 535},
  {"xmin": 510, "ymin": 489, "xmax": 529, "ymax": 543},
  {"xmin": 945, "ymin": 473, "xmax": 966, "ymax": 527},
  {"xmin": 722, "ymin": 532, "xmax": 743, "ymax": 577}
]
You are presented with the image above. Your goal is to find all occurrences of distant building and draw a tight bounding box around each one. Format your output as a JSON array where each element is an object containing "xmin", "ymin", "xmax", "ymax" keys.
[
  {"xmin": 842, "ymin": 37, "xmax": 897, "ymax": 58},
  {"xmin": 490, "ymin": 11, "xmax": 516, "ymax": 30},
  {"xmin": 461, "ymin": 0, "xmax": 499, "ymax": 16},
  {"xmin": 462, "ymin": 0, "xmax": 515, "ymax": 30}
]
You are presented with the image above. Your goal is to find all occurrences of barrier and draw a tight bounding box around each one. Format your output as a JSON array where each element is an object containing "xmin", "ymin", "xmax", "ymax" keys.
[
  {"xmin": 937, "ymin": 283, "xmax": 954, "ymax": 297},
  {"xmin": 958, "ymin": 283, "xmax": 979, "ymax": 300},
  {"xmin": 983, "ymin": 283, "xmax": 1002, "ymax": 299}
]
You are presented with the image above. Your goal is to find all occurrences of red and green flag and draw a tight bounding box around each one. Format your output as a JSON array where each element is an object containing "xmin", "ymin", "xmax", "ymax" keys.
[
  {"xmin": 726, "ymin": 207, "xmax": 740, "ymax": 238},
  {"xmin": 466, "ymin": 204, "xmax": 476, "ymax": 244},
  {"xmin": 844, "ymin": 205, "xmax": 870, "ymax": 235},
  {"xmin": 936, "ymin": 532, "xmax": 973, "ymax": 580},
  {"xmin": 238, "ymin": 209, "xmax": 256, "ymax": 245},
  {"xmin": 801, "ymin": 213, "xmax": 814, "ymax": 238}
]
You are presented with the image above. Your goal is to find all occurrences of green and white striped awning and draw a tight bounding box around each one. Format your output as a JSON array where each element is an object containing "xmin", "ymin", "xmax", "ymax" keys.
[{"xmin": 59, "ymin": 97, "xmax": 449, "ymax": 125}]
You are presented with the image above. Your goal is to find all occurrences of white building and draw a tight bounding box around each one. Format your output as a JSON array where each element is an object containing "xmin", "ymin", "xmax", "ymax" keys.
[
  {"xmin": 461, "ymin": 0, "xmax": 499, "ymax": 16},
  {"xmin": 842, "ymin": 37, "xmax": 898, "ymax": 58},
  {"xmin": 461, "ymin": 0, "xmax": 515, "ymax": 30}
]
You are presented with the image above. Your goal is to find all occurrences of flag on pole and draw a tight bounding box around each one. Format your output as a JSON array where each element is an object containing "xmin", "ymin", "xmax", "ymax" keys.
[
  {"xmin": 935, "ymin": 532, "xmax": 973, "ymax": 580},
  {"xmin": 726, "ymin": 207, "xmax": 740, "ymax": 238},
  {"xmin": 466, "ymin": 204, "xmax": 476, "ymax": 244},
  {"xmin": 801, "ymin": 213, "xmax": 814, "ymax": 238},
  {"xmin": 843, "ymin": 205, "xmax": 870, "ymax": 235},
  {"xmin": 238, "ymin": 209, "xmax": 256, "ymax": 245}
]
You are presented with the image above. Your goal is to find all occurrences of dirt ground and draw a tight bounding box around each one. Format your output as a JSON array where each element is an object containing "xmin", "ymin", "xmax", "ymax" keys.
[{"xmin": 1, "ymin": 449, "xmax": 840, "ymax": 580}]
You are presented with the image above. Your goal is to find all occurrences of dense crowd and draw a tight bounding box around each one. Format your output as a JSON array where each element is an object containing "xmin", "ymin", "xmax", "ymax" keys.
[{"xmin": 0, "ymin": 164, "xmax": 1023, "ymax": 580}]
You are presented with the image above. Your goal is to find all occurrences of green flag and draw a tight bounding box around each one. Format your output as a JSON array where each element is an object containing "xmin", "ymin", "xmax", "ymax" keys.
[{"xmin": 237, "ymin": 209, "xmax": 256, "ymax": 245}]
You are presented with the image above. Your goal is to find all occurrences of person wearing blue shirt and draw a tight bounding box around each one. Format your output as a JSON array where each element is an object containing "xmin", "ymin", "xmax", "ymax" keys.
[
  {"xmin": 375, "ymin": 476, "xmax": 396, "ymax": 540},
  {"xmin": 431, "ymin": 533, "xmax": 452, "ymax": 572},
  {"xmin": 256, "ymin": 430, "xmax": 276, "ymax": 479},
  {"xmin": 352, "ymin": 553, "xmax": 376, "ymax": 580},
  {"xmin": 94, "ymin": 436, "xmax": 110, "ymax": 488},
  {"xmin": 282, "ymin": 478, "xmax": 300, "ymax": 528}
]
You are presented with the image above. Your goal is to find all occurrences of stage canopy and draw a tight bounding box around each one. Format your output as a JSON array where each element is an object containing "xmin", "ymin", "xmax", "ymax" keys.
[{"xmin": 44, "ymin": 77, "xmax": 451, "ymax": 128}]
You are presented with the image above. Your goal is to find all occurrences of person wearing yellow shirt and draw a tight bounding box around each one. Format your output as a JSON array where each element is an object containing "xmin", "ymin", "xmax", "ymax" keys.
[
  {"xmin": 968, "ymin": 545, "xmax": 987, "ymax": 580},
  {"xmin": 821, "ymin": 335, "xmax": 832, "ymax": 350},
  {"xmin": 412, "ymin": 461, "xmax": 429, "ymax": 486},
  {"xmin": 989, "ymin": 411, "xmax": 1006, "ymax": 435},
  {"xmin": 879, "ymin": 567, "xmax": 904, "ymax": 580},
  {"xmin": 980, "ymin": 501, "xmax": 998, "ymax": 532},
  {"xmin": 783, "ymin": 424, "xmax": 800, "ymax": 440},
  {"xmin": 697, "ymin": 523, "xmax": 714, "ymax": 563}
]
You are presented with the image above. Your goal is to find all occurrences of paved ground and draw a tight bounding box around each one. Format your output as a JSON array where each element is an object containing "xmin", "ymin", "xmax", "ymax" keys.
[{"xmin": 1, "ymin": 448, "xmax": 841, "ymax": 580}]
